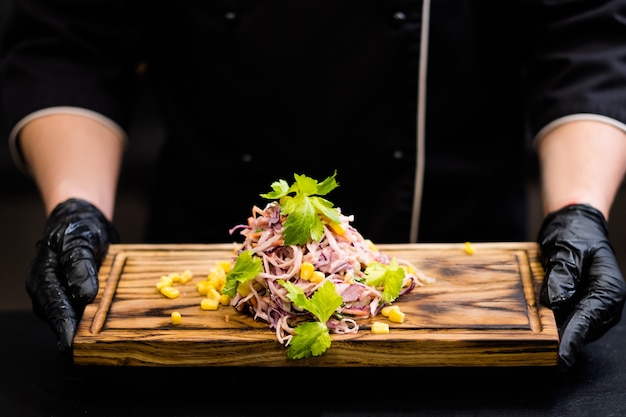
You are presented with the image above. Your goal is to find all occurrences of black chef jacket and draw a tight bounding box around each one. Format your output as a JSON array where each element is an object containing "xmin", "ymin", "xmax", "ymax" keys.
[{"xmin": 2, "ymin": 0, "xmax": 626, "ymax": 244}]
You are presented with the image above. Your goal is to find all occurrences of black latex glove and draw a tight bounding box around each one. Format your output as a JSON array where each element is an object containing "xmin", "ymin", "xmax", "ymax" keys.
[
  {"xmin": 538, "ymin": 204, "xmax": 626, "ymax": 368},
  {"xmin": 26, "ymin": 198, "xmax": 118, "ymax": 358}
]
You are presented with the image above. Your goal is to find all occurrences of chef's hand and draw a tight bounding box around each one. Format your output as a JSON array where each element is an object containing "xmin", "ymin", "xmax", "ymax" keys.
[
  {"xmin": 538, "ymin": 204, "xmax": 626, "ymax": 368},
  {"xmin": 26, "ymin": 198, "xmax": 118, "ymax": 357}
]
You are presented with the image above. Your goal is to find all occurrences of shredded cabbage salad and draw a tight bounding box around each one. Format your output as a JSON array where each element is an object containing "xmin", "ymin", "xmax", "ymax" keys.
[{"xmin": 222, "ymin": 171, "xmax": 433, "ymax": 359}]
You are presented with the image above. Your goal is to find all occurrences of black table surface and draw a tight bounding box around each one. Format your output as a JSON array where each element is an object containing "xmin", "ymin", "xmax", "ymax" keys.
[{"xmin": 2, "ymin": 309, "xmax": 626, "ymax": 417}]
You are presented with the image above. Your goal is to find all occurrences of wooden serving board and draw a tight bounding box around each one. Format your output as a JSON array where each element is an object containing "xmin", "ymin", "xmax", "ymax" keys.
[{"xmin": 73, "ymin": 242, "xmax": 559, "ymax": 367}]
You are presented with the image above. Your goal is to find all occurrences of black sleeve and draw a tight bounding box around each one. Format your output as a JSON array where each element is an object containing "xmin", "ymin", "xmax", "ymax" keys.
[
  {"xmin": 0, "ymin": 0, "xmax": 157, "ymax": 139},
  {"xmin": 519, "ymin": 0, "xmax": 626, "ymax": 137}
]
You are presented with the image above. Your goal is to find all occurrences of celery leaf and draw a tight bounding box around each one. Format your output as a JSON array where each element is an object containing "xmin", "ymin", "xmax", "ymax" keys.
[
  {"xmin": 364, "ymin": 258, "xmax": 406, "ymax": 304},
  {"xmin": 222, "ymin": 250, "xmax": 263, "ymax": 298},
  {"xmin": 287, "ymin": 321, "xmax": 331, "ymax": 359},
  {"xmin": 259, "ymin": 179, "xmax": 290, "ymax": 200},
  {"xmin": 260, "ymin": 171, "xmax": 340, "ymax": 245},
  {"xmin": 280, "ymin": 279, "xmax": 343, "ymax": 358}
]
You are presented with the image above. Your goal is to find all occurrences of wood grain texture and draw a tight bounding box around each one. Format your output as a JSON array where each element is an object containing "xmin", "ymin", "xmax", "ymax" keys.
[{"xmin": 73, "ymin": 242, "xmax": 559, "ymax": 367}]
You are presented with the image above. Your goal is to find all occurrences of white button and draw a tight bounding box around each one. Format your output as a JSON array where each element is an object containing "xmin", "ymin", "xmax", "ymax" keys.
[{"xmin": 393, "ymin": 11, "xmax": 406, "ymax": 20}]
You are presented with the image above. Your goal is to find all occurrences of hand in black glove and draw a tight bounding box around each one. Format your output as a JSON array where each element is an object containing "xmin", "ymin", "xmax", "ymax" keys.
[
  {"xmin": 538, "ymin": 204, "xmax": 626, "ymax": 368},
  {"xmin": 26, "ymin": 198, "xmax": 118, "ymax": 358}
]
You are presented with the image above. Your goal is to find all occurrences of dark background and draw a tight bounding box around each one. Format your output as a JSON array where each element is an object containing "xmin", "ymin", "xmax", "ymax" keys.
[
  {"xmin": 2, "ymin": 3, "xmax": 626, "ymax": 417},
  {"xmin": 1, "ymin": 0, "xmax": 626, "ymax": 312}
]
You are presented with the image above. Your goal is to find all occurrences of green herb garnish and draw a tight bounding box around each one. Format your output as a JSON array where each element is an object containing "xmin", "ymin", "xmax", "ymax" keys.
[
  {"xmin": 363, "ymin": 258, "xmax": 406, "ymax": 304},
  {"xmin": 222, "ymin": 250, "xmax": 263, "ymax": 298},
  {"xmin": 260, "ymin": 171, "xmax": 342, "ymax": 246},
  {"xmin": 222, "ymin": 172, "xmax": 415, "ymax": 361},
  {"xmin": 279, "ymin": 279, "xmax": 343, "ymax": 359}
]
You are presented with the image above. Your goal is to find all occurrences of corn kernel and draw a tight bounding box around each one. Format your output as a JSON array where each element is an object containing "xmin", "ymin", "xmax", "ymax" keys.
[
  {"xmin": 402, "ymin": 264, "xmax": 417, "ymax": 276},
  {"xmin": 160, "ymin": 286, "xmax": 180, "ymax": 299},
  {"xmin": 196, "ymin": 280, "xmax": 209, "ymax": 295},
  {"xmin": 216, "ymin": 260, "xmax": 232, "ymax": 273},
  {"xmin": 309, "ymin": 270, "xmax": 325, "ymax": 284},
  {"xmin": 363, "ymin": 239, "xmax": 377, "ymax": 252},
  {"xmin": 220, "ymin": 293, "xmax": 231, "ymax": 306},
  {"xmin": 329, "ymin": 222, "xmax": 346, "ymax": 236},
  {"xmin": 381, "ymin": 305, "xmax": 400, "ymax": 317},
  {"xmin": 159, "ymin": 275, "xmax": 173, "ymax": 284},
  {"xmin": 371, "ymin": 322, "xmax": 390, "ymax": 334},
  {"xmin": 388, "ymin": 308, "xmax": 405, "ymax": 324},
  {"xmin": 179, "ymin": 269, "xmax": 193, "ymax": 284},
  {"xmin": 464, "ymin": 241, "xmax": 475, "ymax": 255},
  {"xmin": 217, "ymin": 277, "xmax": 227, "ymax": 292},
  {"xmin": 205, "ymin": 287, "xmax": 221, "ymax": 301},
  {"xmin": 171, "ymin": 311, "xmax": 182, "ymax": 325},
  {"xmin": 237, "ymin": 281, "xmax": 251, "ymax": 296},
  {"xmin": 200, "ymin": 298, "xmax": 220, "ymax": 311},
  {"xmin": 300, "ymin": 262, "xmax": 315, "ymax": 280},
  {"xmin": 156, "ymin": 280, "xmax": 171, "ymax": 291},
  {"xmin": 207, "ymin": 267, "xmax": 226, "ymax": 282},
  {"xmin": 205, "ymin": 277, "xmax": 221, "ymax": 292}
]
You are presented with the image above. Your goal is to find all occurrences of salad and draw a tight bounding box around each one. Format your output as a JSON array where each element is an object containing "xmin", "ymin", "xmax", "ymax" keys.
[{"xmin": 221, "ymin": 171, "xmax": 432, "ymax": 359}]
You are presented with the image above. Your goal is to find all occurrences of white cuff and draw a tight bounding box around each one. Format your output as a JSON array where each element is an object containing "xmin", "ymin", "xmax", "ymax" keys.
[
  {"xmin": 533, "ymin": 114, "xmax": 626, "ymax": 148},
  {"xmin": 8, "ymin": 107, "xmax": 128, "ymax": 174}
]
